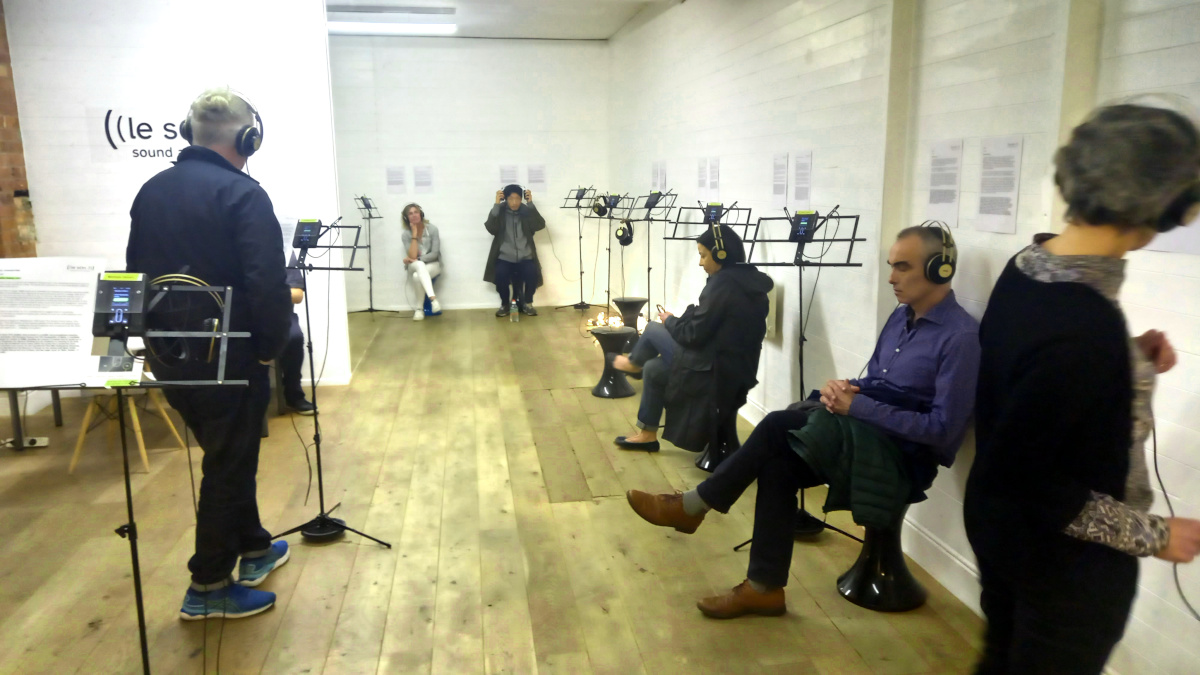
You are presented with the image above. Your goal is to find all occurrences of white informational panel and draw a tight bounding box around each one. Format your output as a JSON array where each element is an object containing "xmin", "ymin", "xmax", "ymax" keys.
[
  {"xmin": 413, "ymin": 165, "xmax": 433, "ymax": 194},
  {"xmin": 772, "ymin": 153, "xmax": 788, "ymax": 209},
  {"xmin": 708, "ymin": 157, "xmax": 720, "ymax": 201},
  {"xmin": 792, "ymin": 149, "xmax": 812, "ymax": 210},
  {"xmin": 977, "ymin": 135, "xmax": 1024, "ymax": 234},
  {"xmin": 499, "ymin": 165, "xmax": 519, "ymax": 186},
  {"xmin": 385, "ymin": 166, "xmax": 406, "ymax": 194},
  {"xmin": 0, "ymin": 257, "xmax": 142, "ymax": 389},
  {"xmin": 926, "ymin": 140, "xmax": 962, "ymax": 227},
  {"xmin": 697, "ymin": 157, "xmax": 709, "ymax": 201},
  {"xmin": 527, "ymin": 164, "xmax": 547, "ymax": 193}
]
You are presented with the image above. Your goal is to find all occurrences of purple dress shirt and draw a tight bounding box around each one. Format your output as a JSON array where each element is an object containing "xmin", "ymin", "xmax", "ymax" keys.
[{"xmin": 849, "ymin": 291, "xmax": 980, "ymax": 466}]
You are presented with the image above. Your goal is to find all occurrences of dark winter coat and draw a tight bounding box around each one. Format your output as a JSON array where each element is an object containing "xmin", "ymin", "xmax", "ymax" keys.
[
  {"xmin": 661, "ymin": 264, "xmax": 774, "ymax": 452},
  {"xmin": 483, "ymin": 202, "xmax": 546, "ymax": 288}
]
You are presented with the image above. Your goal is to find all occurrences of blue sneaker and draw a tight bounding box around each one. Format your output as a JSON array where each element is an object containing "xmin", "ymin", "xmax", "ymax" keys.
[
  {"xmin": 237, "ymin": 540, "xmax": 290, "ymax": 587},
  {"xmin": 180, "ymin": 583, "xmax": 276, "ymax": 620}
]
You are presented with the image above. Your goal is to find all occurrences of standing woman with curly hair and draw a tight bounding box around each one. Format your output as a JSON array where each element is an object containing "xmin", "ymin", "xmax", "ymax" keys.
[
  {"xmin": 401, "ymin": 202, "xmax": 442, "ymax": 320},
  {"xmin": 965, "ymin": 103, "xmax": 1200, "ymax": 674}
]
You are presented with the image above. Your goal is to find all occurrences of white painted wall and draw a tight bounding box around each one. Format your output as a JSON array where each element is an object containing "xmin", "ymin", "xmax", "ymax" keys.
[
  {"xmin": 609, "ymin": 0, "xmax": 896, "ymax": 420},
  {"xmin": 329, "ymin": 37, "xmax": 610, "ymax": 312},
  {"xmin": 4, "ymin": 0, "xmax": 352, "ymax": 386}
]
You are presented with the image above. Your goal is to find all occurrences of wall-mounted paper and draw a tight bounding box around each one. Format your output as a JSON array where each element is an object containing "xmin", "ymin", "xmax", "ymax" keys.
[
  {"xmin": 708, "ymin": 157, "xmax": 720, "ymax": 201},
  {"xmin": 651, "ymin": 162, "xmax": 659, "ymax": 190},
  {"xmin": 414, "ymin": 166, "xmax": 433, "ymax": 194},
  {"xmin": 977, "ymin": 135, "xmax": 1023, "ymax": 234},
  {"xmin": 772, "ymin": 153, "xmax": 788, "ymax": 209},
  {"xmin": 657, "ymin": 161, "xmax": 667, "ymax": 190},
  {"xmin": 1145, "ymin": 212, "xmax": 1200, "ymax": 255},
  {"xmin": 926, "ymin": 140, "xmax": 962, "ymax": 227},
  {"xmin": 386, "ymin": 166, "xmax": 407, "ymax": 194},
  {"xmin": 792, "ymin": 149, "xmax": 812, "ymax": 209},
  {"xmin": 527, "ymin": 164, "xmax": 547, "ymax": 192},
  {"xmin": 500, "ymin": 165, "xmax": 518, "ymax": 185},
  {"xmin": 697, "ymin": 158, "xmax": 709, "ymax": 201}
]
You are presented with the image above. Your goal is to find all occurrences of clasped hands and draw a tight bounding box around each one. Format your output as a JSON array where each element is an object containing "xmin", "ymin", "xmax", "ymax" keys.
[{"xmin": 820, "ymin": 379, "xmax": 859, "ymax": 416}]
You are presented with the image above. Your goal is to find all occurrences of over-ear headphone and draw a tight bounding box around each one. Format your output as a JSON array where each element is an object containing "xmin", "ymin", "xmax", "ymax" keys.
[
  {"xmin": 592, "ymin": 196, "xmax": 609, "ymax": 217},
  {"xmin": 918, "ymin": 220, "xmax": 957, "ymax": 284},
  {"xmin": 1158, "ymin": 182, "xmax": 1200, "ymax": 233},
  {"xmin": 710, "ymin": 222, "xmax": 727, "ymax": 260},
  {"xmin": 145, "ymin": 274, "xmax": 225, "ymax": 367},
  {"xmin": 180, "ymin": 92, "xmax": 264, "ymax": 158},
  {"xmin": 403, "ymin": 203, "xmax": 426, "ymax": 225},
  {"xmin": 616, "ymin": 219, "xmax": 634, "ymax": 246}
]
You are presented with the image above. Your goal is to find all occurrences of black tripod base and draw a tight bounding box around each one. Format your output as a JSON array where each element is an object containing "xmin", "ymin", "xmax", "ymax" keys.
[
  {"xmin": 557, "ymin": 301, "xmax": 604, "ymax": 310},
  {"xmin": 349, "ymin": 307, "xmax": 398, "ymax": 314},
  {"xmin": 301, "ymin": 515, "xmax": 347, "ymax": 542}
]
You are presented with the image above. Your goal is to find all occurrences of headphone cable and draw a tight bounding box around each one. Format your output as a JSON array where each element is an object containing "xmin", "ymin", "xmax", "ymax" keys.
[{"xmin": 1151, "ymin": 423, "xmax": 1200, "ymax": 622}]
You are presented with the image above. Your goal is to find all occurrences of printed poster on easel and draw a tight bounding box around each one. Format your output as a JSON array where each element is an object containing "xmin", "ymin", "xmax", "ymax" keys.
[
  {"xmin": 977, "ymin": 135, "xmax": 1024, "ymax": 234},
  {"xmin": 926, "ymin": 140, "xmax": 962, "ymax": 227}
]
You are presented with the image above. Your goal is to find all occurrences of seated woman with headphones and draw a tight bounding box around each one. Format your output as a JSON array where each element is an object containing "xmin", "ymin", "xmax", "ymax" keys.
[
  {"xmin": 402, "ymin": 202, "xmax": 442, "ymax": 320},
  {"xmin": 623, "ymin": 223, "xmax": 980, "ymax": 621},
  {"xmin": 610, "ymin": 224, "xmax": 773, "ymax": 451}
]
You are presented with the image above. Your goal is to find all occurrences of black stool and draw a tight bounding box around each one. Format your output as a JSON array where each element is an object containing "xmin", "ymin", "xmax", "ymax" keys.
[
  {"xmin": 836, "ymin": 505, "xmax": 927, "ymax": 612},
  {"xmin": 591, "ymin": 326, "xmax": 637, "ymax": 398},
  {"xmin": 695, "ymin": 407, "xmax": 741, "ymax": 472}
]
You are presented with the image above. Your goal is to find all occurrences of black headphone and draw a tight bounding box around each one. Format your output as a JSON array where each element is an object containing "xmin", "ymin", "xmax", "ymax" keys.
[
  {"xmin": 592, "ymin": 196, "xmax": 609, "ymax": 217},
  {"xmin": 918, "ymin": 220, "xmax": 957, "ymax": 284},
  {"xmin": 180, "ymin": 92, "xmax": 264, "ymax": 158},
  {"xmin": 1158, "ymin": 182, "xmax": 1200, "ymax": 233},
  {"xmin": 616, "ymin": 219, "xmax": 634, "ymax": 246},
  {"xmin": 144, "ymin": 274, "xmax": 225, "ymax": 368},
  {"xmin": 710, "ymin": 222, "xmax": 727, "ymax": 260}
]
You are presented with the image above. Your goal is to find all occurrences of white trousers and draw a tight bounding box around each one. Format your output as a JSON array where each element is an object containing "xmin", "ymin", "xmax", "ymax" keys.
[{"xmin": 408, "ymin": 260, "xmax": 441, "ymax": 300}]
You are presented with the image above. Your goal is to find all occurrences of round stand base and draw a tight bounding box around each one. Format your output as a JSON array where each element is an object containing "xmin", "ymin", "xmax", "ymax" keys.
[
  {"xmin": 300, "ymin": 517, "xmax": 347, "ymax": 542},
  {"xmin": 793, "ymin": 508, "xmax": 826, "ymax": 538}
]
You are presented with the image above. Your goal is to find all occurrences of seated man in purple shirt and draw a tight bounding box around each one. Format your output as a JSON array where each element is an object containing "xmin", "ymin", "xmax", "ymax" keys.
[{"xmin": 626, "ymin": 224, "xmax": 981, "ymax": 619}]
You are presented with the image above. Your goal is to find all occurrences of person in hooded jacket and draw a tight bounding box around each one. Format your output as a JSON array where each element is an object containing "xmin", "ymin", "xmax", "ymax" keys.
[{"xmin": 610, "ymin": 224, "xmax": 774, "ymax": 452}]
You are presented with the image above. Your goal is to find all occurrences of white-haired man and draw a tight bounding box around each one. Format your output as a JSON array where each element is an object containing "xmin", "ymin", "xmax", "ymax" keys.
[{"xmin": 126, "ymin": 89, "xmax": 293, "ymax": 620}]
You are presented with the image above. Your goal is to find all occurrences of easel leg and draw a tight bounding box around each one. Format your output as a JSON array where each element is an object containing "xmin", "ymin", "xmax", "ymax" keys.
[
  {"xmin": 69, "ymin": 398, "xmax": 99, "ymax": 474},
  {"xmin": 128, "ymin": 401, "xmax": 151, "ymax": 473},
  {"xmin": 150, "ymin": 390, "xmax": 186, "ymax": 452}
]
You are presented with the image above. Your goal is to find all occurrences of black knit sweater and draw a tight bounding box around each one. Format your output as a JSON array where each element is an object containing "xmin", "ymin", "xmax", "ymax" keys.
[{"xmin": 964, "ymin": 257, "xmax": 1133, "ymax": 576}]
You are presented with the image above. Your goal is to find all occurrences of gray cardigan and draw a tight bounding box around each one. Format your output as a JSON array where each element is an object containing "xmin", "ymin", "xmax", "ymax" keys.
[{"xmin": 401, "ymin": 223, "xmax": 441, "ymax": 268}]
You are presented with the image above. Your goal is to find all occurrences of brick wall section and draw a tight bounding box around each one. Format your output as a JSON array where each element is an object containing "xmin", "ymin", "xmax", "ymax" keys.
[{"xmin": 0, "ymin": 0, "xmax": 34, "ymax": 258}]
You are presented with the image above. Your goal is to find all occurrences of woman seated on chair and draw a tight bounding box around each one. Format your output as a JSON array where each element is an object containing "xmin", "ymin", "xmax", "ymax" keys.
[
  {"xmin": 610, "ymin": 224, "xmax": 773, "ymax": 451},
  {"xmin": 402, "ymin": 202, "xmax": 442, "ymax": 320}
]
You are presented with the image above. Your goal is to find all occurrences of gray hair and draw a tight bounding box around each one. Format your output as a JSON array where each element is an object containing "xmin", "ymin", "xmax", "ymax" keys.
[
  {"xmin": 188, "ymin": 88, "xmax": 255, "ymax": 148},
  {"xmin": 897, "ymin": 223, "xmax": 949, "ymax": 259},
  {"xmin": 1054, "ymin": 103, "xmax": 1200, "ymax": 230}
]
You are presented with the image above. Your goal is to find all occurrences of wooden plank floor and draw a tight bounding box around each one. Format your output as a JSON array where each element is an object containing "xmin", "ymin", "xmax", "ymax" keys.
[{"xmin": 0, "ymin": 309, "xmax": 983, "ymax": 674}]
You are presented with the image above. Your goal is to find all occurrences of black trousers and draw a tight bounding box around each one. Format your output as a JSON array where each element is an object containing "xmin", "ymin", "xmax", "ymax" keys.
[
  {"xmin": 165, "ymin": 365, "xmax": 273, "ymax": 585},
  {"xmin": 494, "ymin": 259, "xmax": 538, "ymax": 308},
  {"xmin": 280, "ymin": 313, "xmax": 306, "ymax": 404},
  {"xmin": 696, "ymin": 409, "xmax": 823, "ymax": 587},
  {"xmin": 974, "ymin": 548, "xmax": 1138, "ymax": 675}
]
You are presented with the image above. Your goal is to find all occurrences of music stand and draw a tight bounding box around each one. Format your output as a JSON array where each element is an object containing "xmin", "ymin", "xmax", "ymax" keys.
[
  {"xmin": 348, "ymin": 196, "xmax": 393, "ymax": 314},
  {"xmin": 626, "ymin": 189, "xmax": 678, "ymax": 324},
  {"xmin": 556, "ymin": 186, "xmax": 606, "ymax": 311},
  {"xmin": 275, "ymin": 223, "xmax": 390, "ymax": 548},
  {"xmin": 583, "ymin": 192, "xmax": 635, "ymax": 317}
]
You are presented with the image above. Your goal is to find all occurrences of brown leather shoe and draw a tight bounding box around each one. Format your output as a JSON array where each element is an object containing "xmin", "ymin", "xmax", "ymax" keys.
[
  {"xmin": 626, "ymin": 490, "xmax": 706, "ymax": 534},
  {"xmin": 697, "ymin": 580, "xmax": 786, "ymax": 619}
]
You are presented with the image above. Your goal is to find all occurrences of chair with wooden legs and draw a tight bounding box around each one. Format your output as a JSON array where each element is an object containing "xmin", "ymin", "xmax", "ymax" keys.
[{"xmin": 69, "ymin": 388, "xmax": 187, "ymax": 473}]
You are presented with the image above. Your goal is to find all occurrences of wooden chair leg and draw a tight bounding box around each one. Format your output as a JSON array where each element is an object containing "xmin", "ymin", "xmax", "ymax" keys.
[
  {"xmin": 69, "ymin": 398, "xmax": 100, "ymax": 474},
  {"xmin": 150, "ymin": 389, "xmax": 187, "ymax": 451},
  {"xmin": 127, "ymin": 400, "xmax": 151, "ymax": 473},
  {"xmin": 104, "ymin": 396, "xmax": 117, "ymax": 453}
]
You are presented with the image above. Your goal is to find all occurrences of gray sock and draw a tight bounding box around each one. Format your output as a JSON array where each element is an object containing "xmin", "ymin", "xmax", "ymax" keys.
[
  {"xmin": 748, "ymin": 579, "xmax": 772, "ymax": 594},
  {"xmin": 681, "ymin": 489, "xmax": 711, "ymax": 517}
]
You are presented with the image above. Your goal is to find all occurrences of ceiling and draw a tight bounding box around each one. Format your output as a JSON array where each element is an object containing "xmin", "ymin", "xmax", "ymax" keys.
[{"xmin": 326, "ymin": 1, "xmax": 675, "ymax": 40}]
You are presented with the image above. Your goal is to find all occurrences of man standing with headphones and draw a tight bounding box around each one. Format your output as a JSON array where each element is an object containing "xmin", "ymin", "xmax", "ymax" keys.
[
  {"xmin": 626, "ymin": 224, "xmax": 980, "ymax": 620},
  {"xmin": 126, "ymin": 88, "xmax": 293, "ymax": 620},
  {"xmin": 484, "ymin": 184, "xmax": 545, "ymax": 316}
]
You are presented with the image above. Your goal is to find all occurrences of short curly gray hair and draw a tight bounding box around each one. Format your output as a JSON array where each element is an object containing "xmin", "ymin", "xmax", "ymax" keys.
[{"xmin": 1054, "ymin": 104, "xmax": 1200, "ymax": 230}]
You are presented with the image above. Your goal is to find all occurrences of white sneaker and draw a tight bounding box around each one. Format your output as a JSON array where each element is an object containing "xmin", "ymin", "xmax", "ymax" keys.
[
  {"xmin": 429, "ymin": 298, "xmax": 442, "ymax": 314},
  {"xmin": 413, "ymin": 309, "xmax": 425, "ymax": 321}
]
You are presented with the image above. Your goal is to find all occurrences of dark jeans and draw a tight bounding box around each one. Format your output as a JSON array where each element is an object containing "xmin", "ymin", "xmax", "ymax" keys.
[
  {"xmin": 974, "ymin": 550, "xmax": 1137, "ymax": 674},
  {"xmin": 494, "ymin": 259, "xmax": 538, "ymax": 308},
  {"xmin": 280, "ymin": 313, "xmax": 306, "ymax": 404},
  {"xmin": 696, "ymin": 409, "xmax": 823, "ymax": 587},
  {"xmin": 165, "ymin": 366, "xmax": 273, "ymax": 585},
  {"xmin": 630, "ymin": 322, "xmax": 678, "ymax": 429}
]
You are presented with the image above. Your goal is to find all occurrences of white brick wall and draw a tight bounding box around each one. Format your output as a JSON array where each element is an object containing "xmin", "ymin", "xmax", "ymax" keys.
[{"xmin": 329, "ymin": 37, "xmax": 611, "ymax": 311}]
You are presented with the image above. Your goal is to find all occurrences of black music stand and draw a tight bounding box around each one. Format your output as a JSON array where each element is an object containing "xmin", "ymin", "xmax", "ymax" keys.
[
  {"xmin": 275, "ymin": 224, "xmax": 390, "ymax": 548},
  {"xmin": 348, "ymin": 196, "xmax": 393, "ymax": 315},
  {"xmin": 556, "ymin": 186, "xmax": 606, "ymax": 311},
  {"xmin": 625, "ymin": 189, "xmax": 678, "ymax": 326},
  {"xmin": 583, "ymin": 193, "xmax": 635, "ymax": 316}
]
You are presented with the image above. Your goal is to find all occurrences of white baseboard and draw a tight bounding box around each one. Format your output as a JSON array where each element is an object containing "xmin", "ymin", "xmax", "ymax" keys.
[{"xmin": 901, "ymin": 516, "xmax": 983, "ymax": 616}]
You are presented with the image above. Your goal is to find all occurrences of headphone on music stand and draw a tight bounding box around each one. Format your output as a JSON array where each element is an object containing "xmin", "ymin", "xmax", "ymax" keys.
[
  {"xmin": 616, "ymin": 219, "xmax": 634, "ymax": 246},
  {"xmin": 917, "ymin": 220, "xmax": 957, "ymax": 284},
  {"xmin": 592, "ymin": 196, "xmax": 610, "ymax": 217},
  {"xmin": 144, "ymin": 274, "xmax": 225, "ymax": 368},
  {"xmin": 179, "ymin": 91, "xmax": 264, "ymax": 158}
]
